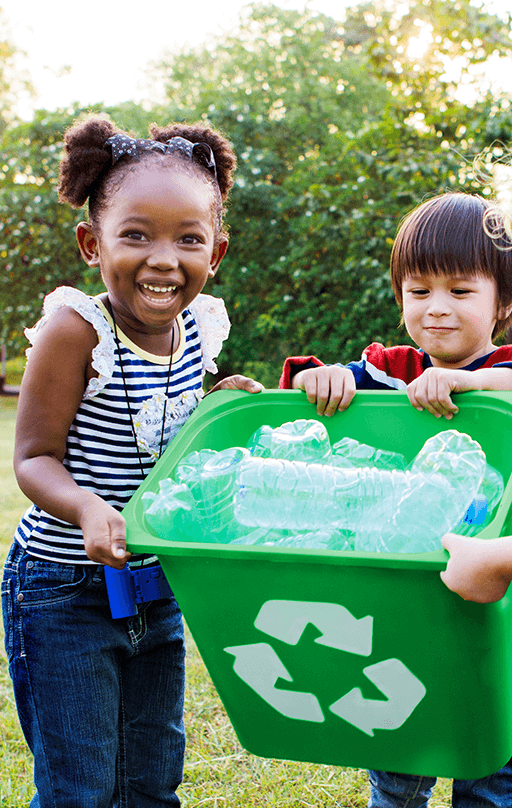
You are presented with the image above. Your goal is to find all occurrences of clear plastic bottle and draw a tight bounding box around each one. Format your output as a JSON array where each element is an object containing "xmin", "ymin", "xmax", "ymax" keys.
[
  {"xmin": 332, "ymin": 437, "xmax": 407, "ymax": 470},
  {"xmin": 234, "ymin": 430, "xmax": 487, "ymax": 553},
  {"xmin": 143, "ymin": 481, "xmax": 200, "ymax": 542},
  {"xmin": 174, "ymin": 449, "xmax": 218, "ymax": 486},
  {"xmin": 192, "ymin": 447, "xmax": 251, "ymax": 542},
  {"xmin": 269, "ymin": 419, "xmax": 332, "ymax": 463},
  {"xmin": 453, "ymin": 463, "xmax": 504, "ymax": 536},
  {"xmin": 246, "ymin": 425, "xmax": 274, "ymax": 457}
]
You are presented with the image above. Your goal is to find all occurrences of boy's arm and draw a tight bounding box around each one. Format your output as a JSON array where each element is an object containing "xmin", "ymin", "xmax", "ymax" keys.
[
  {"xmin": 279, "ymin": 356, "xmax": 325, "ymax": 389},
  {"xmin": 441, "ymin": 533, "xmax": 512, "ymax": 602},
  {"xmin": 407, "ymin": 366, "xmax": 512, "ymax": 419}
]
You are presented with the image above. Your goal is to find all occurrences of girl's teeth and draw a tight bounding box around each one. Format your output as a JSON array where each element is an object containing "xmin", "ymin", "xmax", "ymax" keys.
[{"xmin": 142, "ymin": 284, "xmax": 176, "ymax": 293}]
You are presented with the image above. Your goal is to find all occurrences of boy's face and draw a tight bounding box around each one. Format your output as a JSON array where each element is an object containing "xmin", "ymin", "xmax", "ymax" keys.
[{"xmin": 402, "ymin": 273, "xmax": 501, "ymax": 368}]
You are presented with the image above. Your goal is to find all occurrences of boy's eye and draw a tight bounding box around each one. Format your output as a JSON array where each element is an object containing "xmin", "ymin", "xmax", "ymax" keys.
[
  {"xmin": 452, "ymin": 288, "xmax": 471, "ymax": 295},
  {"xmin": 409, "ymin": 288, "xmax": 429, "ymax": 296},
  {"xmin": 181, "ymin": 234, "xmax": 202, "ymax": 245}
]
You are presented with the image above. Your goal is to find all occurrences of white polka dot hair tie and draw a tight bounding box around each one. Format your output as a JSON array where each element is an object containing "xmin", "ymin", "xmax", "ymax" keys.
[{"xmin": 104, "ymin": 134, "xmax": 217, "ymax": 180}]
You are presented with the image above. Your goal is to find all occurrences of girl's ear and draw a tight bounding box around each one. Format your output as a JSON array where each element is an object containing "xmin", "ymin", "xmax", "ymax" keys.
[
  {"xmin": 208, "ymin": 236, "xmax": 228, "ymax": 278},
  {"xmin": 76, "ymin": 222, "xmax": 100, "ymax": 267}
]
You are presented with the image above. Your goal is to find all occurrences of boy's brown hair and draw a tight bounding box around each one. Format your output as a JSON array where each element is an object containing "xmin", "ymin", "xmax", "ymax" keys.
[{"xmin": 391, "ymin": 193, "xmax": 512, "ymax": 338}]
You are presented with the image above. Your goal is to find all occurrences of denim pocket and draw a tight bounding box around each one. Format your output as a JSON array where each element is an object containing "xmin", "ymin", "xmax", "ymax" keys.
[{"xmin": 18, "ymin": 557, "xmax": 93, "ymax": 607}]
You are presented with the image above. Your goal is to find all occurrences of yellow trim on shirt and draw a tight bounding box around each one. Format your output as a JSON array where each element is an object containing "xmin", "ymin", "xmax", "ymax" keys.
[{"xmin": 95, "ymin": 297, "xmax": 186, "ymax": 365}]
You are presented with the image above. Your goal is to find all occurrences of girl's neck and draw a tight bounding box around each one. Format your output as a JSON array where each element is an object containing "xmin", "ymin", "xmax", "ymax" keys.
[{"xmin": 99, "ymin": 294, "xmax": 178, "ymax": 356}]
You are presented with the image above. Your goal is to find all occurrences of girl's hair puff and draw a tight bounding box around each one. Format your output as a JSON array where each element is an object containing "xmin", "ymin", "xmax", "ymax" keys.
[
  {"xmin": 148, "ymin": 122, "xmax": 235, "ymax": 202},
  {"xmin": 58, "ymin": 115, "xmax": 118, "ymax": 210},
  {"xmin": 390, "ymin": 192, "xmax": 512, "ymax": 338},
  {"xmin": 58, "ymin": 114, "xmax": 237, "ymax": 240}
]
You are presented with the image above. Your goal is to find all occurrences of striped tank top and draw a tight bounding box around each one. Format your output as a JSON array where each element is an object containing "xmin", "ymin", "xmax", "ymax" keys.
[{"xmin": 15, "ymin": 287, "xmax": 230, "ymax": 564}]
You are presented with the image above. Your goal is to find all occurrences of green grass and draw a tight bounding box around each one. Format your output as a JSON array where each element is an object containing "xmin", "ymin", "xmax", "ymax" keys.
[
  {"xmin": 0, "ymin": 399, "xmax": 453, "ymax": 806},
  {"xmin": 3, "ymin": 356, "xmax": 25, "ymax": 388}
]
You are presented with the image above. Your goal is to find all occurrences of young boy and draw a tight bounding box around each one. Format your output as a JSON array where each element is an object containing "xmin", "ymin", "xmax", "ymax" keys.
[{"xmin": 280, "ymin": 192, "xmax": 512, "ymax": 807}]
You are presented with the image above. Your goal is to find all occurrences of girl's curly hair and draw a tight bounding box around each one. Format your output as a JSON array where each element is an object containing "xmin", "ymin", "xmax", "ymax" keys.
[{"xmin": 58, "ymin": 114, "xmax": 237, "ymax": 239}]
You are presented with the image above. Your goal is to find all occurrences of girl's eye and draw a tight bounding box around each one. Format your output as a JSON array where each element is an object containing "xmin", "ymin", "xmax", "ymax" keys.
[
  {"xmin": 123, "ymin": 231, "xmax": 147, "ymax": 241},
  {"xmin": 181, "ymin": 235, "xmax": 201, "ymax": 245}
]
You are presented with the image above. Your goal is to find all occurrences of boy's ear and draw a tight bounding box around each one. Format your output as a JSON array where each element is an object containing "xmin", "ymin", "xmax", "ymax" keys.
[
  {"xmin": 208, "ymin": 236, "xmax": 228, "ymax": 278},
  {"xmin": 499, "ymin": 300, "xmax": 512, "ymax": 322},
  {"xmin": 76, "ymin": 222, "xmax": 100, "ymax": 267}
]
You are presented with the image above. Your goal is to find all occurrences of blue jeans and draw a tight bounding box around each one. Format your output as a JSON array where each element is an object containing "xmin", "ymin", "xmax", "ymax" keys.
[
  {"xmin": 368, "ymin": 763, "xmax": 512, "ymax": 808},
  {"xmin": 2, "ymin": 542, "xmax": 186, "ymax": 808}
]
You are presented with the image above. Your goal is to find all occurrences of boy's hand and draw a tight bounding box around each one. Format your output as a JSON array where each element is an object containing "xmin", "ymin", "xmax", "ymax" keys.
[
  {"xmin": 79, "ymin": 497, "xmax": 131, "ymax": 568},
  {"xmin": 292, "ymin": 366, "xmax": 356, "ymax": 416},
  {"xmin": 441, "ymin": 533, "xmax": 512, "ymax": 603},
  {"xmin": 208, "ymin": 375, "xmax": 264, "ymax": 394},
  {"xmin": 407, "ymin": 367, "xmax": 476, "ymax": 419}
]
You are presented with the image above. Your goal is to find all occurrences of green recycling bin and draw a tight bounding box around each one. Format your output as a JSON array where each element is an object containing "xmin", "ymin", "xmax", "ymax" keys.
[{"xmin": 124, "ymin": 389, "xmax": 512, "ymax": 779}]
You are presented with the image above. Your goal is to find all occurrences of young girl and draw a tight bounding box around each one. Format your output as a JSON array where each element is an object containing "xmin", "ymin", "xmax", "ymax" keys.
[
  {"xmin": 281, "ymin": 192, "xmax": 512, "ymax": 808},
  {"xmin": 2, "ymin": 114, "xmax": 261, "ymax": 807}
]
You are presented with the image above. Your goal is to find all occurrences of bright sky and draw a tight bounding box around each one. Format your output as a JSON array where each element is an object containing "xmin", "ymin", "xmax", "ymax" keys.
[{"xmin": 1, "ymin": 0, "xmax": 511, "ymax": 117}]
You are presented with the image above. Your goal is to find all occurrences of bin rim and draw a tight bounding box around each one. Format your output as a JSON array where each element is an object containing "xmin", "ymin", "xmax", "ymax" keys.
[{"xmin": 124, "ymin": 388, "xmax": 512, "ymax": 572}]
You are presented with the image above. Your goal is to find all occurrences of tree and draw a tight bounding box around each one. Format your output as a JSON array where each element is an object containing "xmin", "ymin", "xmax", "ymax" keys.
[
  {"xmin": 151, "ymin": 0, "xmax": 512, "ymax": 385},
  {"xmin": 2, "ymin": 1, "xmax": 512, "ymax": 388}
]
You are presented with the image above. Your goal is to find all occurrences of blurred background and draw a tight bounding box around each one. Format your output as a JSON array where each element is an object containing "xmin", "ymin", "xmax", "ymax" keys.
[{"xmin": 1, "ymin": 0, "xmax": 512, "ymax": 389}]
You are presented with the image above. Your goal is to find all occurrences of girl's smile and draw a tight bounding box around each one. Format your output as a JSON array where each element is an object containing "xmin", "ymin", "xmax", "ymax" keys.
[
  {"xmin": 77, "ymin": 165, "xmax": 226, "ymax": 354},
  {"xmin": 402, "ymin": 273, "xmax": 501, "ymax": 368}
]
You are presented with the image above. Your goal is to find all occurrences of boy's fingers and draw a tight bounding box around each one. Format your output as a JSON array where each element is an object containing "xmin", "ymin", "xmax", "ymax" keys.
[{"xmin": 315, "ymin": 376, "xmax": 332, "ymax": 416}]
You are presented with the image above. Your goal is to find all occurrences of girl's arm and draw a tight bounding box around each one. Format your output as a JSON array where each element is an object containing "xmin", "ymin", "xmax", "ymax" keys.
[
  {"xmin": 407, "ymin": 367, "xmax": 512, "ymax": 419},
  {"xmin": 441, "ymin": 533, "xmax": 512, "ymax": 602},
  {"xmin": 208, "ymin": 375, "xmax": 264, "ymax": 394},
  {"xmin": 14, "ymin": 307, "xmax": 130, "ymax": 568}
]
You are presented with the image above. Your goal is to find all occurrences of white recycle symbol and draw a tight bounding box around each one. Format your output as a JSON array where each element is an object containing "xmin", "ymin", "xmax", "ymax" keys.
[{"xmin": 225, "ymin": 600, "xmax": 426, "ymax": 737}]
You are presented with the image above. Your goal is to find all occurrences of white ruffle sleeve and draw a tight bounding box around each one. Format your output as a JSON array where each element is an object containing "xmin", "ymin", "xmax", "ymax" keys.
[
  {"xmin": 189, "ymin": 293, "xmax": 231, "ymax": 375},
  {"xmin": 24, "ymin": 286, "xmax": 117, "ymax": 400}
]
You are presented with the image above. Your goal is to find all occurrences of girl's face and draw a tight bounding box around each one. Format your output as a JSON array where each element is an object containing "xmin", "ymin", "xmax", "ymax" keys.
[
  {"xmin": 402, "ymin": 273, "xmax": 505, "ymax": 368},
  {"xmin": 77, "ymin": 165, "xmax": 226, "ymax": 348}
]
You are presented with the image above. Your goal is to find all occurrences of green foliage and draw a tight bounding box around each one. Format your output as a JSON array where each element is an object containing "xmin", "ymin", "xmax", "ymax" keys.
[
  {"xmin": 151, "ymin": 0, "xmax": 512, "ymax": 383},
  {"xmin": 2, "ymin": 1, "xmax": 512, "ymax": 386}
]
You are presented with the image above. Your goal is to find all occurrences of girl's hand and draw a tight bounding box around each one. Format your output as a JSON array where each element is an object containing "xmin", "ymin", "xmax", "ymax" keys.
[
  {"xmin": 79, "ymin": 495, "xmax": 132, "ymax": 568},
  {"xmin": 208, "ymin": 375, "xmax": 264, "ymax": 394},
  {"xmin": 292, "ymin": 366, "xmax": 356, "ymax": 416},
  {"xmin": 441, "ymin": 533, "xmax": 512, "ymax": 603},
  {"xmin": 407, "ymin": 367, "xmax": 473, "ymax": 419}
]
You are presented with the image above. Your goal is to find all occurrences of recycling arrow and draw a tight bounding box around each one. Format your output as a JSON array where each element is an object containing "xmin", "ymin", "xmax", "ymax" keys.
[
  {"xmin": 224, "ymin": 642, "xmax": 324, "ymax": 722},
  {"xmin": 254, "ymin": 599, "xmax": 373, "ymax": 656},
  {"xmin": 329, "ymin": 657, "xmax": 426, "ymax": 736},
  {"xmin": 224, "ymin": 600, "xmax": 426, "ymax": 735}
]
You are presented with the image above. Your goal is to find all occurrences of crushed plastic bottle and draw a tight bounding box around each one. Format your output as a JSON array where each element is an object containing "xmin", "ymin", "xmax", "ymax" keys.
[
  {"xmin": 192, "ymin": 447, "xmax": 251, "ymax": 543},
  {"xmin": 234, "ymin": 430, "xmax": 487, "ymax": 552},
  {"xmin": 453, "ymin": 463, "xmax": 504, "ymax": 536},
  {"xmin": 332, "ymin": 437, "xmax": 407, "ymax": 470},
  {"xmin": 270, "ymin": 419, "xmax": 332, "ymax": 463},
  {"xmin": 143, "ymin": 422, "xmax": 502, "ymax": 554},
  {"xmin": 143, "ymin": 481, "xmax": 199, "ymax": 542},
  {"xmin": 175, "ymin": 449, "xmax": 218, "ymax": 486},
  {"xmin": 246, "ymin": 425, "xmax": 274, "ymax": 458}
]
